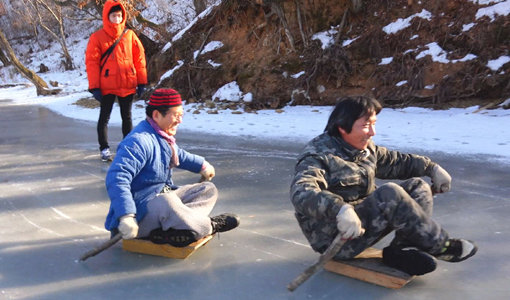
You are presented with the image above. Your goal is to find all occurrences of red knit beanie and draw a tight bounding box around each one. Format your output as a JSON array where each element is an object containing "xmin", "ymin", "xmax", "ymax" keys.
[{"xmin": 148, "ymin": 88, "xmax": 182, "ymax": 107}]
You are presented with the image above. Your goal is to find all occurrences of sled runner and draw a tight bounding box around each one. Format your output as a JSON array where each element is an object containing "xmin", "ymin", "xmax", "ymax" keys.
[
  {"xmin": 122, "ymin": 235, "xmax": 214, "ymax": 259},
  {"xmin": 324, "ymin": 247, "xmax": 415, "ymax": 289}
]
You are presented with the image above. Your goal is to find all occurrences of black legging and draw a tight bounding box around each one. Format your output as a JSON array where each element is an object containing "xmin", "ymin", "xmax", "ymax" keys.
[{"xmin": 97, "ymin": 94, "xmax": 134, "ymax": 151}]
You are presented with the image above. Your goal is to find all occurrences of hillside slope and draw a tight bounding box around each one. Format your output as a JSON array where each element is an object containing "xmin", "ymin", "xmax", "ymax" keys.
[{"xmin": 147, "ymin": 0, "xmax": 510, "ymax": 110}]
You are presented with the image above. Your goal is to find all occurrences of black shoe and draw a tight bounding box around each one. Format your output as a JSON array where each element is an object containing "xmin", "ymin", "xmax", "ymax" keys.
[
  {"xmin": 434, "ymin": 239, "xmax": 478, "ymax": 262},
  {"xmin": 211, "ymin": 213, "xmax": 240, "ymax": 234},
  {"xmin": 383, "ymin": 246, "xmax": 437, "ymax": 276},
  {"xmin": 148, "ymin": 228, "xmax": 199, "ymax": 247}
]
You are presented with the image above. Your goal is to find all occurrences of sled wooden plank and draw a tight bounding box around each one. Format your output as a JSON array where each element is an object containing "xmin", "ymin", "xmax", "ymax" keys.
[
  {"xmin": 324, "ymin": 247, "xmax": 415, "ymax": 289},
  {"xmin": 122, "ymin": 235, "xmax": 214, "ymax": 259}
]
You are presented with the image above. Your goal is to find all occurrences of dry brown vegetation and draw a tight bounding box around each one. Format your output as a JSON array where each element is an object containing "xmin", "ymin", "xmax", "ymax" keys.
[{"xmin": 147, "ymin": 0, "xmax": 510, "ymax": 110}]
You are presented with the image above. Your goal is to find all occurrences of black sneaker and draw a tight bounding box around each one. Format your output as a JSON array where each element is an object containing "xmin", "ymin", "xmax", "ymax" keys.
[
  {"xmin": 211, "ymin": 213, "xmax": 240, "ymax": 234},
  {"xmin": 148, "ymin": 228, "xmax": 199, "ymax": 247},
  {"xmin": 434, "ymin": 239, "xmax": 478, "ymax": 262},
  {"xmin": 383, "ymin": 246, "xmax": 437, "ymax": 275}
]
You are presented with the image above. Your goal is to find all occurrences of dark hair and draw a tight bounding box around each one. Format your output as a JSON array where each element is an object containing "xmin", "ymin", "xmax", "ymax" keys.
[
  {"xmin": 109, "ymin": 5, "xmax": 123, "ymax": 16},
  {"xmin": 146, "ymin": 105, "xmax": 171, "ymax": 118},
  {"xmin": 324, "ymin": 96, "xmax": 382, "ymax": 137}
]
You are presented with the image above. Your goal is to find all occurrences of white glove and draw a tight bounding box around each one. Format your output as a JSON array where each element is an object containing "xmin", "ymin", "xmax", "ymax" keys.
[
  {"xmin": 118, "ymin": 214, "xmax": 138, "ymax": 239},
  {"xmin": 336, "ymin": 204, "xmax": 365, "ymax": 240},
  {"xmin": 430, "ymin": 164, "xmax": 451, "ymax": 193},
  {"xmin": 200, "ymin": 160, "xmax": 215, "ymax": 181}
]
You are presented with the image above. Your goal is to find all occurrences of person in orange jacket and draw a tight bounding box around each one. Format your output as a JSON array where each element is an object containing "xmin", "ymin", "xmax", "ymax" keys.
[{"xmin": 85, "ymin": 0, "xmax": 147, "ymax": 161}]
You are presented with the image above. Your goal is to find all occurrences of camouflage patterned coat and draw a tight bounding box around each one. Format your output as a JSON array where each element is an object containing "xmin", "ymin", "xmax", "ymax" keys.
[{"xmin": 290, "ymin": 132, "xmax": 437, "ymax": 253}]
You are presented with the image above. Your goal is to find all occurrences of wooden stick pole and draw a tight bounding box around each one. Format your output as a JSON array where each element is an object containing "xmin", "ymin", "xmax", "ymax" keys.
[
  {"xmin": 287, "ymin": 233, "xmax": 346, "ymax": 292},
  {"xmin": 79, "ymin": 233, "xmax": 122, "ymax": 262}
]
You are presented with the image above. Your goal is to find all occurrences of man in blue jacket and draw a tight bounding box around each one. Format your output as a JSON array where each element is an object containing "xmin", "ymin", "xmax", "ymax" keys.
[{"xmin": 105, "ymin": 88, "xmax": 239, "ymax": 246}]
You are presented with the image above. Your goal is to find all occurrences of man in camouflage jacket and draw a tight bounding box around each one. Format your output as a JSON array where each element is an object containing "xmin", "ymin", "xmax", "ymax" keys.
[{"xmin": 290, "ymin": 96, "xmax": 477, "ymax": 275}]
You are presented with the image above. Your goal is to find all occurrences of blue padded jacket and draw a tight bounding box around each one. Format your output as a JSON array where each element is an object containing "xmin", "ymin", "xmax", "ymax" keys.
[{"xmin": 104, "ymin": 119, "xmax": 204, "ymax": 231}]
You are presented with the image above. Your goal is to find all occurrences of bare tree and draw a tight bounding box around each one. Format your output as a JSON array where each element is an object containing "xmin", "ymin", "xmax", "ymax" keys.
[
  {"xmin": 22, "ymin": 0, "xmax": 75, "ymax": 70},
  {"xmin": 0, "ymin": 0, "xmax": 9, "ymax": 66},
  {"xmin": 1, "ymin": 1, "xmax": 32, "ymax": 37},
  {"xmin": 0, "ymin": 27, "xmax": 59, "ymax": 95},
  {"xmin": 268, "ymin": 0, "xmax": 296, "ymax": 52},
  {"xmin": 0, "ymin": 48, "xmax": 9, "ymax": 66}
]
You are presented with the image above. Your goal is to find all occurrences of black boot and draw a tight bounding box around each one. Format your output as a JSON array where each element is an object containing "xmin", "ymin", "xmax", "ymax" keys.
[
  {"xmin": 148, "ymin": 228, "xmax": 199, "ymax": 247},
  {"xmin": 434, "ymin": 239, "xmax": 478, "ymax": 262},
  {"xmin": 211, "ymin": 213, "xmax": 240, "ymax": 234},
  {"xmin": 383, "ymin": 246, "xmax": 437, "ymax": 276}
]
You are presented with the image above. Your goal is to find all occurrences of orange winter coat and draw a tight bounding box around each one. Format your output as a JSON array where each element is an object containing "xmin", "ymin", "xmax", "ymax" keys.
[{"xmin": 85, "ymin": 0, "xmax": 147, "ymax": 97}]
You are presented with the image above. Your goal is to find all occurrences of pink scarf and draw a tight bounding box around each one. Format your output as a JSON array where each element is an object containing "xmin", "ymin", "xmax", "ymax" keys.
[{"xmin": 147, "ymin": 117, "xmax": 179, "ymax": 168}]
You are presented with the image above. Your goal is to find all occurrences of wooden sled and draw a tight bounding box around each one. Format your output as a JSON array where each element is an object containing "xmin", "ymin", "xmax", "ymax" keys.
[
  {"xmin": 122, "ymin": 235, "xmax": 214, "ymax": 259},
  {"xmin": 324, "ymin": 247, "xmax": 415, "ymax": 289}
]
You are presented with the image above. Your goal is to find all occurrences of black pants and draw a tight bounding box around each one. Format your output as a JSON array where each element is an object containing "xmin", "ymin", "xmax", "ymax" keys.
[{"xmin": 97, "ymin": 94, "xmax": 134, "ymax": 151}]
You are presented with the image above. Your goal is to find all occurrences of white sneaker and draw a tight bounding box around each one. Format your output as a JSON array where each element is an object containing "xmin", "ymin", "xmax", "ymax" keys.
[{"xmin": 100, "ymin": 148, "xmax": 112, "ymax": 162}]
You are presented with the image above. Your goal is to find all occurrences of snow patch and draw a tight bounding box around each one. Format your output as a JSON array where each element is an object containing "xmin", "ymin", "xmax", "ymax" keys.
[
  {"xmin": 416, "ymin": 42, "xmax": 450, "ymax": 63},
  {"xmin": 291, "ymin": 71, "xmax": 305, "ymax": 79},
  {"xmin": 476, "ymin": 0, "xmax": 510, "ymax": 20},
  {"xmin": 379, "ymin": 57, "xmax": 393, "ymax": 65},
  {"xmin": 162, "ymin": 42, "xmax": 172, "ymax": 53},
  {"xmin": 172, "ymin": 4, "xmax": 220, "ymax": 43},
  {"xmin": 207, "ymin": 59, "xmax": 222, "ymax": 68},
  {"xmin": 311, "ymin": 28, "xmax": 358, "ymax": 49},
  {"xmin": 342, "ymin": 36, "xmax": 359, "ymax": 47},
  {"xmin": 462, "ymin": 23, "xmax": 475, "ymax": 31},
  {"xmin": 416, "ymin": 42, "xmax": 477, "ymax": 64},
  {"xmin": 243, "ymin": 92, "xmax": 253, "ymax": 103},
  {"xmin": 487, "ymin": 55, "xmax": 510, "ymax": 71},
  {"xmin": 383, "ymin": 9, "xmax": 433, "ymax": 35},
  {"xmin": 158, "ymin": 60, "xmax": 184, "ymax": 84},
  {"xmin": 194, "ymin": 41, "xmax": 224, "ymax": 60},
  {"xmin": 212, "ymin": 81, "xmax": 244, "ymax": 102},
  {"xmin": 500, "ymin": 98, "xmax": 510, "ymax": 107},
  {"xmin": 311, "ymin": 27, "xmax": 337, "ymax": 49}
]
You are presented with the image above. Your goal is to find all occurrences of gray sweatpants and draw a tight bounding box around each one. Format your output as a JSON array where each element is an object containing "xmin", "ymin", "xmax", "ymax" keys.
[
  {"xmin": 333, "ymin": 178, "xmax": 448, "ymax": 260},
  {"xmin": 137, "ymin": 182, "xmax": 218, "ymax": 239}
]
